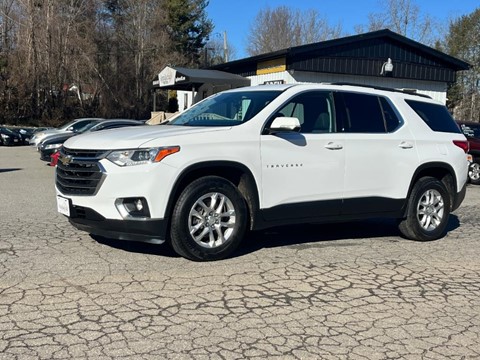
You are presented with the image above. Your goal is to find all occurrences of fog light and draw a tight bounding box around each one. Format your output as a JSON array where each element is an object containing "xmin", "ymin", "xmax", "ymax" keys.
[{"xmin": 115, "ymin": 197, "xmax": 150, "ymax": 219}]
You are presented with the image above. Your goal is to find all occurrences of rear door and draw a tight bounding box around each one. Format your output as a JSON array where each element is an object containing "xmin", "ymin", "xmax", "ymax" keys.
[{"xmin": 335, "ymin": 91, "xmax": 419, "ymax": 215}]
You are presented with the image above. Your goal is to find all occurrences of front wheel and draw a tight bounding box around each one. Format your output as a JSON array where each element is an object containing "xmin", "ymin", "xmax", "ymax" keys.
[
  {"xmin": 398, "ymin": 177, "xmax": 451, "ymax": 241},
  {"xmin": 468, "ymin": 161, "xmax": 480, "ymax": 185},
  {"xmin": 170, "ymin": 176, "xmax": 247, "ymax": 261}
]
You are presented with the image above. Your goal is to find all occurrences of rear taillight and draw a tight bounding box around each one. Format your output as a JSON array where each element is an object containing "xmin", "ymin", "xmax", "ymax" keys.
[{"xmin": 453, "ymin": 140, "xmax": 469, "ymax": 153}]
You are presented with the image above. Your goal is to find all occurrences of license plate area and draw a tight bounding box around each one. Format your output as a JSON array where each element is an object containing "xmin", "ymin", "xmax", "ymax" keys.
[{"xmin": 56, "ymin": 196, "xmax": 70, "ymax": 217}]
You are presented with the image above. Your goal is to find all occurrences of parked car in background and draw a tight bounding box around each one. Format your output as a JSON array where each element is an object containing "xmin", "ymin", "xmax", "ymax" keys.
[
  {"xmin": 456, "ymin": 120, "xmax": 480, "ymax": 185},
  {"xmin": 30, "ymin": 118, "xmax": 104, "ymax": 146},
  {"xmin": 0, "ymin": 127, "xmax": 22, "ymax": 146},
  {"xmin": 39, "ymin": 119, "xmax": 145, "ymax": 161},
  {"xmin": 12, "ymin": 128, "xmax": 36, "ymax": 145}
]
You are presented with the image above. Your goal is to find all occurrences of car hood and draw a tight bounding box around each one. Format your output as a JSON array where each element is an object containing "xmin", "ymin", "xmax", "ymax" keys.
[
  {"xmin": 36, "ymin": 129, "xmax": 71, "ymax": 138},
  {"xmin": 42, "ymin": 132, "xmax": 75, "ymax": 144},
  {"xmin": 63, "ymin": 125, "xmax": 230, "ymax": 150}
]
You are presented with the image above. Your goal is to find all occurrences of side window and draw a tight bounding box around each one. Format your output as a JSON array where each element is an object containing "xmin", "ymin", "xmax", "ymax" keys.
[
  {"xmin": 340, "ymin": 93, "xmax": 386, "ymax": 133},
  {"xmin": 71, "ymin": 121, "xmax": 91, "ymax": 131},
  {"xmin": 379, "ymin": 97, "xmax": 402, "ymax": 132},
  {"xmin": 405, "ymin": 100, "xmax": 461, "ymax": 134},
  {"xmin": 274, "ymin": 91, "xmax": 335, "ymax": 134}
]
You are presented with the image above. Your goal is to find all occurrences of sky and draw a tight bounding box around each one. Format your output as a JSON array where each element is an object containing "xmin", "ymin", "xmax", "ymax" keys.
[{"xmin": 206, "ymin": 0, "xmax": 479, "ymax": 60}]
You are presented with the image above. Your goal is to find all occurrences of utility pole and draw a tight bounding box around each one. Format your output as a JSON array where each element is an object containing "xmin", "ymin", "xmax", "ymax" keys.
[{"xmin": 223, "ymin": 31, "xmax": 228, "ymax": 62}]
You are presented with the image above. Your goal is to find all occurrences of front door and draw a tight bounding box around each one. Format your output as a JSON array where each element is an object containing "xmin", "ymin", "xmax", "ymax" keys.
[{"xmin": 260, "ymin": 91, "xmax": 345, "ymax": 221}]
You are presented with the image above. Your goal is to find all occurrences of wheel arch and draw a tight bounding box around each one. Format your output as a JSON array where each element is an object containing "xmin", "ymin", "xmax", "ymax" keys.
[
  {"xmin": 165, "ymin": 161, "xmax": 261, "ymax": 235},
  {"xmin": 405, "ymin": 162, "xmax": 458, "ymax": 215}
]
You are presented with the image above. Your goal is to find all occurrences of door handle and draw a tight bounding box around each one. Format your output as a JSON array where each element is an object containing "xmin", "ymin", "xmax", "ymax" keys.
[
  {"xmin": 325, "ymin": 142, "xmax": 343, "ymax": 150},
  {"xmin": 399, "ymin": 141, "xmax": 414, "ymax": 149}
]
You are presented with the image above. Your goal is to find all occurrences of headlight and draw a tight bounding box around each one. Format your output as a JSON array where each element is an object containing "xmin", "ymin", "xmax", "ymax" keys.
[
  {"xmin": 44, "ymin": 143, "xmax": 63, "ymax": 150},
  {"xmin": 35, "ymin": 133, "xmax": 46, "ymax": 141},
  {"xmin": 106, "ymin": 146, "xmax": 180, "ymax": 167},
  {"xmin": 1, "ymin": 134, "xmax": 9, "ymax": 139}
]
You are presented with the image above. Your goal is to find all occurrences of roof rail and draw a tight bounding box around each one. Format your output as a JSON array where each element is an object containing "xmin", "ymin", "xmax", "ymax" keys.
[{"xmin": 328, "ymin": 82, "xmax": 432, "ymax": 99}]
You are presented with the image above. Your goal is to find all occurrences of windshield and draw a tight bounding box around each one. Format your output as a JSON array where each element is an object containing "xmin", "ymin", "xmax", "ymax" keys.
[
  {"xmin": 75, "ymin": 121, "xmax": 101, "ymax": 133},
  {"xmin": 58, "ymin": 119, "xmax": 79, "ymax": 131},
  {"xmin": 168, "ymin": 90, "xmax": 281, "ymax": 126},
  {"xmin": 1, "ymin": 127, "xmax": 15, "ymax": 135}
]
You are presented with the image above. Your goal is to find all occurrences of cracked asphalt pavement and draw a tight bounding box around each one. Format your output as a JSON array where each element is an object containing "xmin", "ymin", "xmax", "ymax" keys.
[{"xmin": 1, "ymin": 146, "xmax": 480, "ymax": 359}]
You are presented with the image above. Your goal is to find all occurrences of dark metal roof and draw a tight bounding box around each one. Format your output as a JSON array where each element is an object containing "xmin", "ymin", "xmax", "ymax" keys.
[
  {"xmin": 211, "ymin": 29, "xmax": 470, "ymax": 83},
  {"xmin": 153, "ymin": 66, "xmax": 250, "ymax": 90}
]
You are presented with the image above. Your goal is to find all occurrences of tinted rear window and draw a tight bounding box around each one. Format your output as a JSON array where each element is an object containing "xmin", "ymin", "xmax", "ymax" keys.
[
  {"xmin": 340, "ymin": 93, "xmax": 386, "ymax": 133},
  {"xmin": 405, "ymin": 100, "xmax": 460, "ymax": 133}
]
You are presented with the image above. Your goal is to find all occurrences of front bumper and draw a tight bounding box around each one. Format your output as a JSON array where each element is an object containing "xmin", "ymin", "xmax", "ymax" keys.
[
  {"xmin": 67, "ymin": 204, "xmax": 168, "ymax": 244},
  {"xmin": 40, "ymin": 148, "xmax": 56, "ymax": 161}
]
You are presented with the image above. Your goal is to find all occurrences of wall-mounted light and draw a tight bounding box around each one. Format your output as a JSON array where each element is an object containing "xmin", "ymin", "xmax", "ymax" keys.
[{"xmin": 380, "ymin": 58, "xmax": 394, "ymax": 75}]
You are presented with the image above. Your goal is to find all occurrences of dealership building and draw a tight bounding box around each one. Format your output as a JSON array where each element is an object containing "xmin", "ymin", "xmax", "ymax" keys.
[{"xmin": 152, "ymin": 29, "xmax": 469, "ymax": 112}]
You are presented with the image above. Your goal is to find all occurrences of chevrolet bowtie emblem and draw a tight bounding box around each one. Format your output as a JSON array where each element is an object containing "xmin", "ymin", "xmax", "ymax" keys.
[{"xmin": 60, "ymin": 155, "xmax": 73, "ymax": 166}]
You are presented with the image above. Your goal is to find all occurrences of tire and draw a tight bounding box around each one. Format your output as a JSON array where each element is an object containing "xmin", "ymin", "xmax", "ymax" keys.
[
  {"xmin": 398, "ymin": 177, "xmax": 451, "ymax": 241},
  {"xmin": 170, "ymin": 176, "xmax": 247, "ymax": 261},
  {"xmin": 468, "ymin": 161, "xmax": 480, "ymax": 185}
]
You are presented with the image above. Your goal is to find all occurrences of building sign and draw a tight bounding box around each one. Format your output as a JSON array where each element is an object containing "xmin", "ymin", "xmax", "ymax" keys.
[
  {"xmin": 263, "ymin": 80, "xmax": 285, "ymax": 85},
  {"xmin": 159, "ymin": 67, "xmax": 177, "ymax": 87},
  {"xmin": 257, "ymin": 57, "xmax": 286, "ymax": 75}
]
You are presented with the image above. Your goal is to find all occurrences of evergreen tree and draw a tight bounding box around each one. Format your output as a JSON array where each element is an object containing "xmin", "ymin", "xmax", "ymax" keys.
[{"xmin": 165, "ymin": 0, "xmax": 213, "ymax": 66}]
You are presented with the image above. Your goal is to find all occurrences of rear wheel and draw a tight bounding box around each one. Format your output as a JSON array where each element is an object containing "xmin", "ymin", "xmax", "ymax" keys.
[
  {"xmin": 468, "ymin": 161, "xmax": 480, "ymax": 185},
  {"xmin": 170, "ymin": 176, "xmax": 247, "ymax": 261},
  {"xmin": 398, "ymin": 177, "xmax": 451, "ymax": 241}
]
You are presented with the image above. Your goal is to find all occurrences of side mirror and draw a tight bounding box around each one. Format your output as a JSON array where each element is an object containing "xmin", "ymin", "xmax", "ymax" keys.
[{"xmin": 267, "ymin": 117, "xmax": 301, "ymax": 134}]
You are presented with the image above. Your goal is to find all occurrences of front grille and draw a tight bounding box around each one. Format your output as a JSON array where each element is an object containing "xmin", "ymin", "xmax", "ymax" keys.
[{"xmin": 55, "ymin": 147, "xmax": 109, "ymax": 196}]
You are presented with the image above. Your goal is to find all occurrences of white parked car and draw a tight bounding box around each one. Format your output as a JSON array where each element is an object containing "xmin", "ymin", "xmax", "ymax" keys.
[
  {"xmin": 55, "ymin": 84, "xmax": 469, "ymax": 261},
  {"xmin": 29, "ymin": 118, "xmax": 103, "ymax": 147}
]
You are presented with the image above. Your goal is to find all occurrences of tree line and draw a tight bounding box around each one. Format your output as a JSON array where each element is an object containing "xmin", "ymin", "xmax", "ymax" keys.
[
  {"xmin": 0, "ymin": 0, "xmax": 212, "ymax": 126},
  {"xmin": 0, "ymin": 0, "xmax": 479, "ymax": 126}
]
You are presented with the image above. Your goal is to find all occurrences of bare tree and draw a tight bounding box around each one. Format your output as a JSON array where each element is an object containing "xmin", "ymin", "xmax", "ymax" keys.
[
  {"xmin": 301, "ymin": 9, "xmax": 342, "ymax": 45},
  {"xmin": 355, "ymin": 0, "xmax": 436, "ymax": 45},
  {"xmin": 3, "ymin": 0, "xmax": 100, "ymax": 122},
  {"xmin": 0, "ymin": 0, "xmax": 20, "ymax": 121},
  {"xmin": 0, "ymin": 0, "xmax": 16, "ymax": 52},
  {"xmin": 0, "ymin": 0, "xmax": 214, "ymax": 124},
  {"xmin": 204, "ymin": 32, "xmax": 236, "ymax": 65},
  {"xmin": 246, "ymin": 6, "xmax": 342, "ymax": 56},
  {"xmin": 442, "ymin": 8, "xmax": 480, "ymax": 121}
]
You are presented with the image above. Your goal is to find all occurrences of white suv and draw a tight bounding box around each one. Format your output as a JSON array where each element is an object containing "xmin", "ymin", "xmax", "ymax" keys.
[{"xmin": 55, "ymin": 84, "xmax": 469, "ymax": 261}]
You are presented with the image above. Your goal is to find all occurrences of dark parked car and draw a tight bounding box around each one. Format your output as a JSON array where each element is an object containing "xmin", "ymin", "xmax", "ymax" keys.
[
  {"xmin": 457, "ymin": 120, "xmax": 480, "ymax": 185},
  {"xmin": 0, "ymin": 127, "xmax": 22, "ymax": 146},
  {"xmin": 12, "ymin": 128, "xmax": 36, "ymax": 145},
  {"xmin": 39, "ymin": 119, "xmax": 145, "ymax": 161}
]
